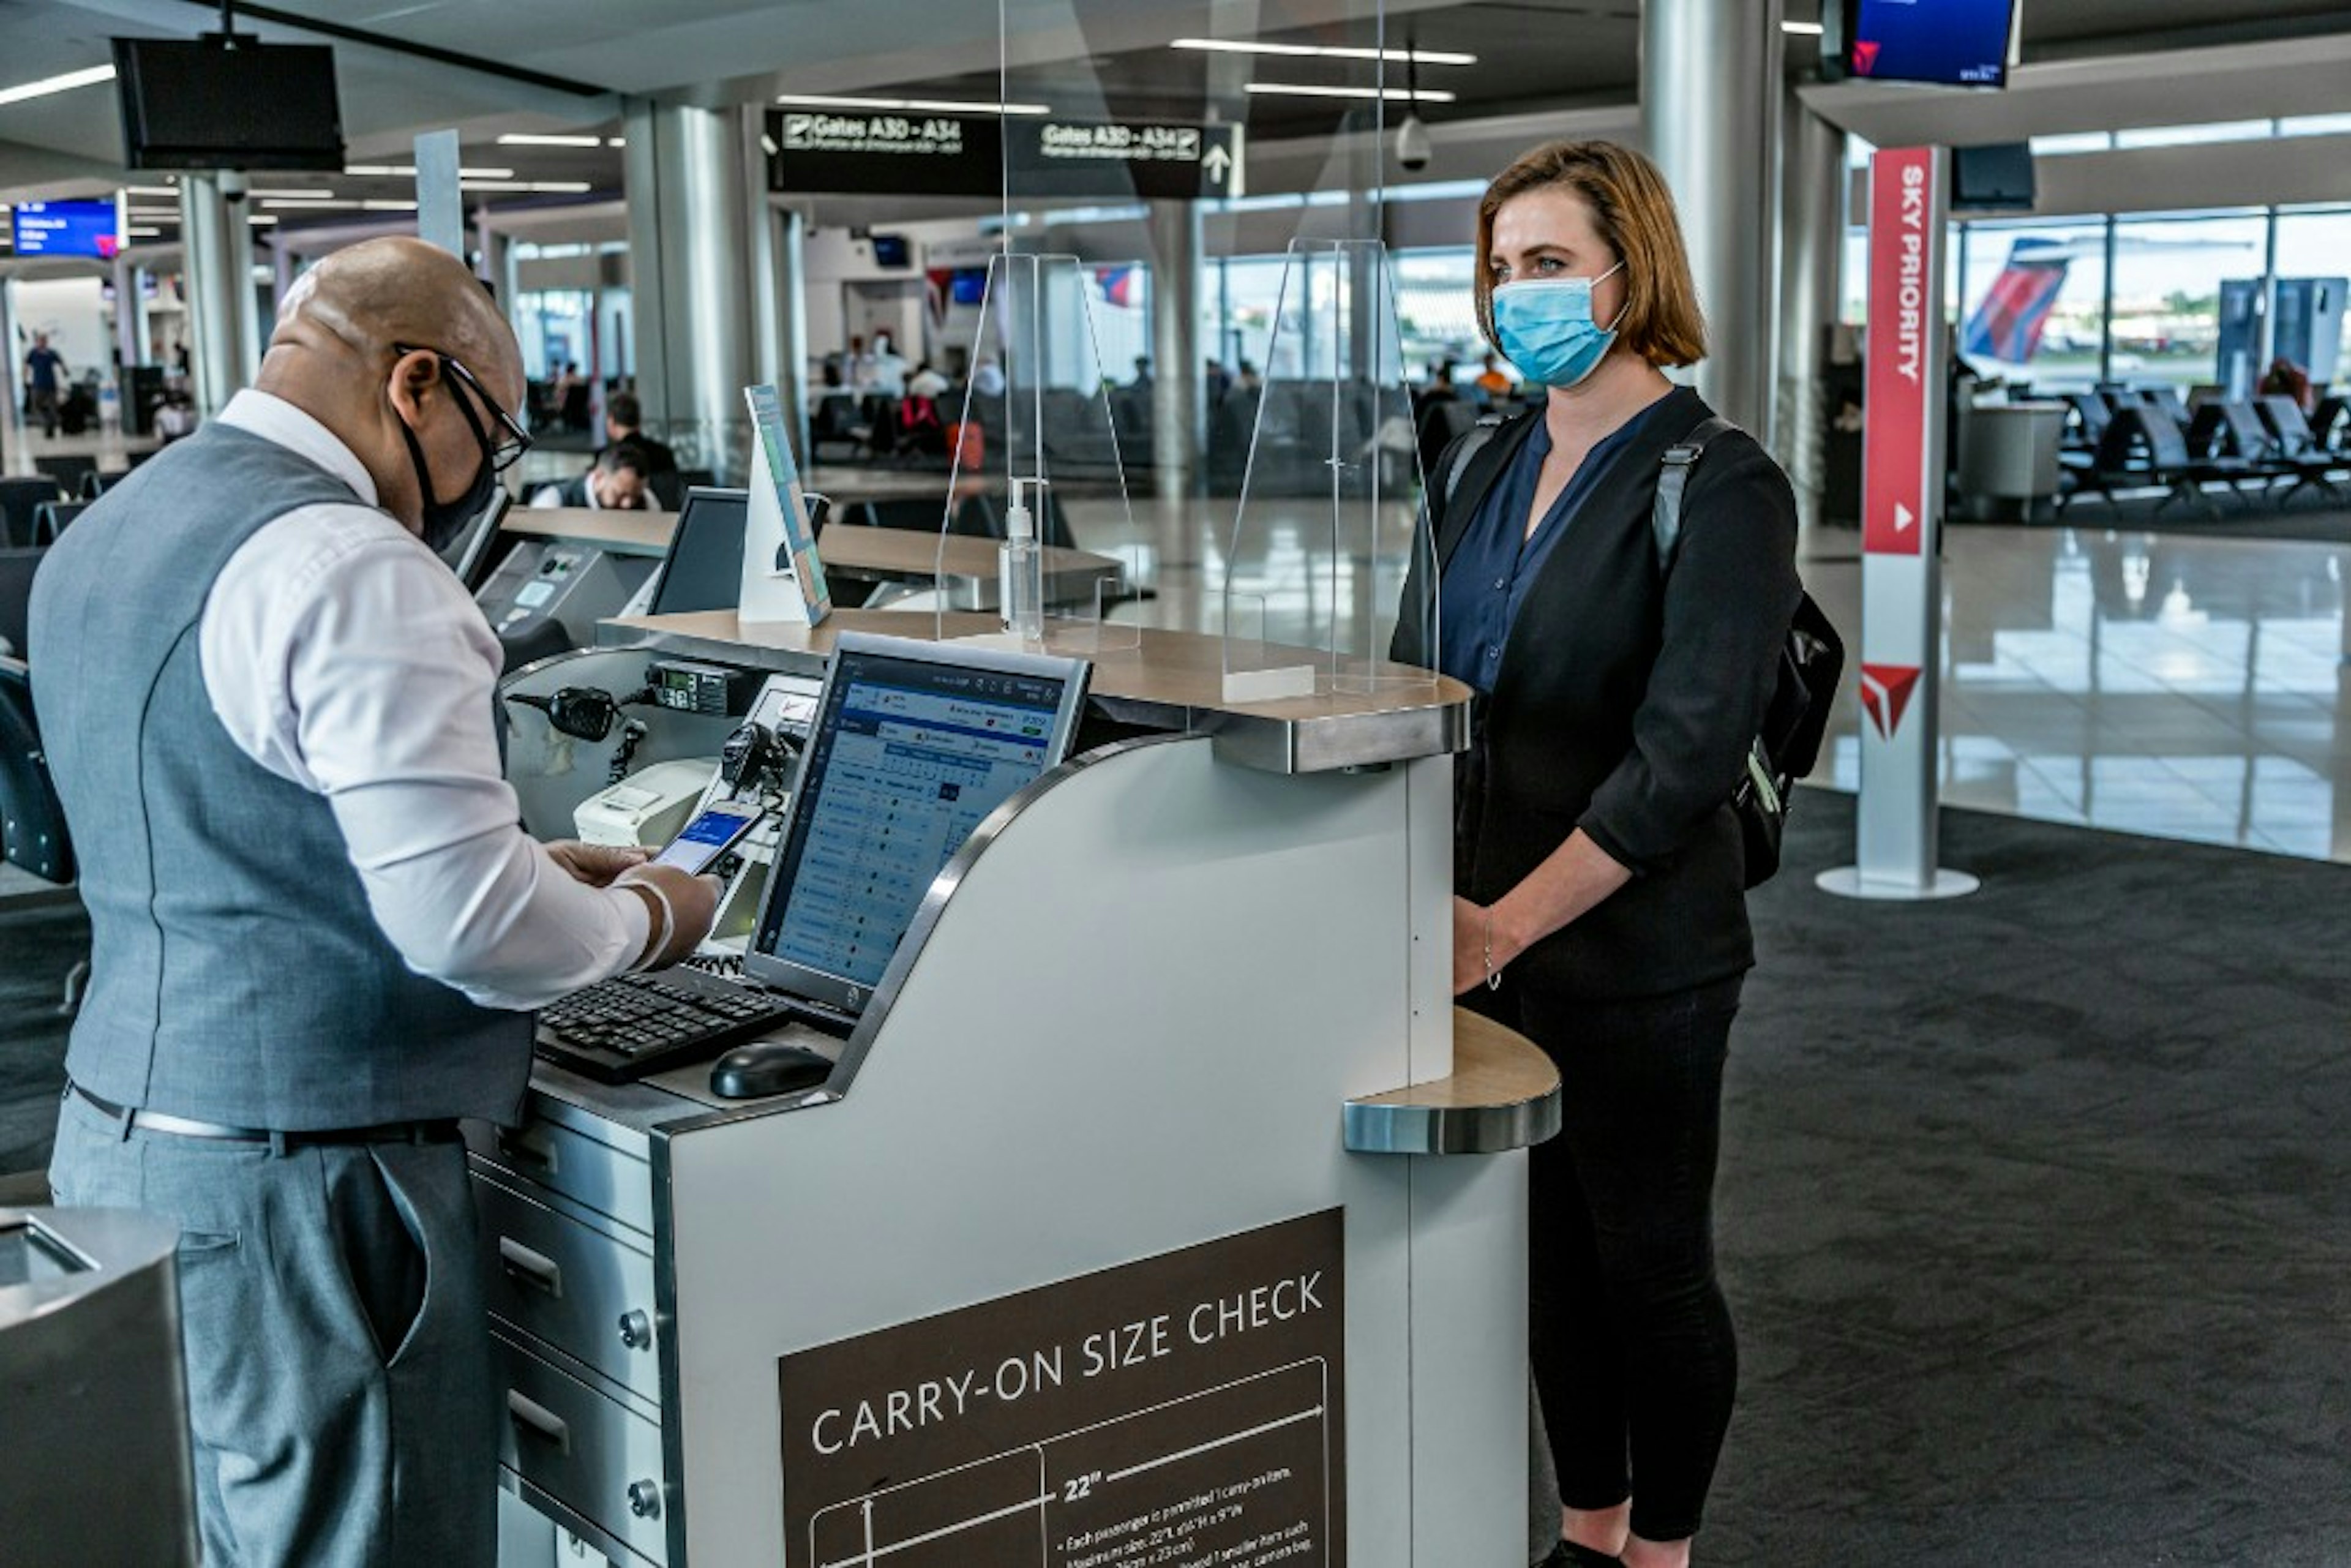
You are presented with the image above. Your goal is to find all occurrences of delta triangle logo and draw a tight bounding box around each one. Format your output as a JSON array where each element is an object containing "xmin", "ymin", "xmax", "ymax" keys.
[
  {"xmin": 1853, "ymin": 38, "xmax": 1881, "ymax": 75},
  {"xmin": 1860, "ymin": 663, "xmax": 1921, "ymax": 740}
]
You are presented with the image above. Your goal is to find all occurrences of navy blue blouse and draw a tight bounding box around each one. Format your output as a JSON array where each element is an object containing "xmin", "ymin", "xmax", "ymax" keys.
[{"xmin": 1436, "ymin": 402, "xmax": 1660, "ymax": 692}]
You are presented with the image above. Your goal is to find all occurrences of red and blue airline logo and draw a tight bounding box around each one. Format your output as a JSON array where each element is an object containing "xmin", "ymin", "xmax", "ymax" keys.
[{"xmin": 1861, "ymin": 664, "xmax": 1922, "ymax": 740}]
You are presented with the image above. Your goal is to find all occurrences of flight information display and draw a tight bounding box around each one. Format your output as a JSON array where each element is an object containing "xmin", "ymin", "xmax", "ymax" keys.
[
  {"xmin": 12, "ymin": 200, "xmax": 121, "ymax": 259},
  {"xmin": 752, "ymin": 640, "xmax": 1084, "ymax": 1007},
  {"xmin": 1849, "ymin": 0, "xmax": 2017, "ymax": 88}
]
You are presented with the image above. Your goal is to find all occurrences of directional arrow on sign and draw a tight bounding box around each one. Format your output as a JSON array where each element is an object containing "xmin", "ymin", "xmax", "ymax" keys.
[
  {"xmin": 1894, "ymin": 501, "xmax": 1914, "ymax": 535},
  {"xmin": 1202, "ymin": 144, "xmax": 1232, "ymax": 186}
]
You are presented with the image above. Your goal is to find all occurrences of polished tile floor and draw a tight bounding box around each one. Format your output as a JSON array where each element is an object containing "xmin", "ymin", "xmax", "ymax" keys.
[{"xmin": 1018, "ymin": 487, "xmax": 2351, "ymax": 868}]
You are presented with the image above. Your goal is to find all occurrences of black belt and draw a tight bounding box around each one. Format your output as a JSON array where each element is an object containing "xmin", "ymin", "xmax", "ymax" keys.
[{"xmin": 67, "ymin": 1082, "xmax": 458, "ymax": 1150}]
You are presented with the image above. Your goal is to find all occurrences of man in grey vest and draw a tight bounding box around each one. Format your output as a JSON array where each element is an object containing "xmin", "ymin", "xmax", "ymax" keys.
[{"xmin": 31, "ymin": 236, "xmax": 721, "ymax": 1566}]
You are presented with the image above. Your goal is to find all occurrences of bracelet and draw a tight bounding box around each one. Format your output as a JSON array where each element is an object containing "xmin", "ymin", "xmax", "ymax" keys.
[
  {"xmin": 1482, "ymin": 907, "xmax": 1503, "ymax": 992},
  {"xmin": 621, "ymin": 876, "xmax": 677, "ymax": 970}
]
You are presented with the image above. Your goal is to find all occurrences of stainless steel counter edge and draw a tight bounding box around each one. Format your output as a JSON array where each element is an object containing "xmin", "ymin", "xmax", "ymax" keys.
[
  {"xmin": 602, "ymin": 622, "xmax": 1470, "ymax": 774},
  {"xmin": 1340, "ymin": 1084, "xmax": 1564, "ymax": 1156}
]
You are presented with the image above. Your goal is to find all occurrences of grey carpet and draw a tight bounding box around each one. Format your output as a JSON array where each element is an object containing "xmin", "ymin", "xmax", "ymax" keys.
[
  {"xmin": 1709, "ymin": 789, "xmax": 2351, "ymax": 1566},
  {"xmin": 4, "ymin": 803, "xmax": 2347, "ymax": 1565}
]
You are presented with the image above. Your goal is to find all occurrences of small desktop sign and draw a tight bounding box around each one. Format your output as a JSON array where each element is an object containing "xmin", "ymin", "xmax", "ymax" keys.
[{"xmin": 13, "ymin": 200, "xmax": 122, "ymax": 260}]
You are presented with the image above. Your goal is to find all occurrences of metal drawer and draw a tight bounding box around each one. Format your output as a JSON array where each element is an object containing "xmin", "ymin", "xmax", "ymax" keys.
[
  {"xmin": 473, "ymin": 1172, "xmax": 663, "ymax": 1404},
  {"xmin": 493, "ymin": 1327, "xmax": 670, "ymax": 1567},
  {"xmin": 465, "ymin": 1109, "xmax": 655, "ymax": 1235}
]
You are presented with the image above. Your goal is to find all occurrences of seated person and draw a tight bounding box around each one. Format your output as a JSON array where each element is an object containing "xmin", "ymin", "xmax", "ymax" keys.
[
  {"xmin": 593, "ymin": 391, "xmax": 678, "ymax": 476},
  {"xmin": 906, "ymin": 359, "xmax": 951, "ymax": 400},
  {"xmin": 1473, "ymin": 352, "xmax": 1513, "ymax": 399},
  {"xmin": 532, "ymin": 444, "xmax": 661, "ymax": 512}
]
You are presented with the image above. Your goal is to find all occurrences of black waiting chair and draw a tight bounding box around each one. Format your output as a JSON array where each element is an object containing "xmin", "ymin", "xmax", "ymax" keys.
[
  {"xmin": 2309, "ymin": 395, "xmax": 2348, "ymax": 452},
  {"xmin": 2255, "ymin": 396, "xmax": 2351, "ymax": 509},
  {"xmin": 0, "ymin": 656, "xmax": 73, "ymax": 887},
  {"xmin": 79, "ymin": 470, "xmax": 125, "ymax": 500},
  {"xmin": 0, "ymin": 547, "xmax": 42, "ymax": 661},
  {"xmin": 3, "ymin": 652, "xmax": 89, "ymax": 1022},
  {"xmin": 31, "ymin": 501, "xmax": 86, "ymax": 546},
  {"xmin": 33, "ymin": 454, "xmax": 98, "ymax": 497},
  {"xmin": 2062, "ymin": 406, "xmax": 2252, "ymax": 518},
  {"xmin": 0, "ymin": 476, "xmax": 64, "ymax": 549}
]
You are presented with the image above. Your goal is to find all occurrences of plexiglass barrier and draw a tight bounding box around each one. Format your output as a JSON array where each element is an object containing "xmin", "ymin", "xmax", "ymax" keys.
[
  {"xmin": 934, "ymin": 250, "xmax": 1144, "ymax": 656},
  {"xmin": 1220, "ymin": 237, "xmax": 1439, "ymax": 701}
]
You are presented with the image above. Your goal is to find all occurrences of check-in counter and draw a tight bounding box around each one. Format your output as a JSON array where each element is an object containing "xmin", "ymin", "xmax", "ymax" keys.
[{"xmin": 482, "ymin": 610, "xmax": 1558, "ymax": 1567}]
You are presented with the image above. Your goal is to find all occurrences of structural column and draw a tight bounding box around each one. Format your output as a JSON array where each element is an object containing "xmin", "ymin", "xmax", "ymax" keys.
[
  {"xmin": 1642, "ymin": 0, "xmax": 1783, "ymax": 437},
  {"xmin": 111, "ymin": 255, "xmax": 149, "ymax": 373},
  {"xmin": 624, "ymin": 99, "xmax": 757, "ymax": 484},
  {"xmin": 0, "ymin": 281, "xmax": 23, "ymax": 452},
  {"xmin": 1146, "ymin": 199, "xmax": 1204, "ymax": 498},
  {"xmin": 745, "ymin": 108, "xmax": 809, "ymax": 465},
  {"xmin": 179, "ymin": 174, "xmax": 260, "ymax": 418},
  {"xmin": 1775, "ymin": 92, "xmax": 1845, "ymax": 525}
]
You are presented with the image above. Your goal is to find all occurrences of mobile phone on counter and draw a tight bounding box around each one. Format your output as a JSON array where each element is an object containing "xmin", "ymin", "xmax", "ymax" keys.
[{"xmin": 651, "ymin": 801, "xmax": 765, "ymax": 876}]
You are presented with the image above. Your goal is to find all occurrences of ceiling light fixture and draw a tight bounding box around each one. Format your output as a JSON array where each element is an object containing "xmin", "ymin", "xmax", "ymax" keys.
[
  {"xmin": 606, "ymin": 137, "xmax": 626, "ymax": 147},
  {"xmin": 773, "ymin": 93, "xmax": 1051, "ymax": 116},
  {"xmin": 459, "ymin": 179, "xmax": 595, "ymax": 193},
  {"xmin": 1172, "ymin": 37, "xmax": 1475, "ymax": 66},
  {"xmin": 260, "ymin": 197, "xmax": 359, "ymax": 209},
  {"xmin": 361, "ymin": 200, "xmax": 418, "ymax": 211},
  {"xmin": 496, "ymin": 133, "xmax": 606, "ymax": 148},
  {"xmin": 1243, "ymin": 83, "xmax": 1457, "ymax": 103},
  {"xmin": 247, "ymin": 214, "xmax": 278, "ymax": 225},
  {"xmin": 247, "ymin": 189, "xmax": 334, "ymax": 200},
  {"xmin": 126, "ymin": 227, "xmax": 161, "ymax": 238},
  {"xmin": 345, "ymin": 164, "xmax": 516, "ymax": 179},
  {"xmin": 124, "ymin": 185, "xmax": 178, "ymax": 197},
  {"xmin": 1781, "ymin": 20, "xmax": 1825, "ymax": 35},
  {"xmin": 0, "ymin": 63, "xmax": 117, "ymax": 109}
]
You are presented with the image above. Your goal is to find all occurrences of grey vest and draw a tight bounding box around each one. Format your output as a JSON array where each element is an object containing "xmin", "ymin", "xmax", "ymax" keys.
[{"xmin": 29, "ymin": 422, "xmax": 532, "ymax": 1130}]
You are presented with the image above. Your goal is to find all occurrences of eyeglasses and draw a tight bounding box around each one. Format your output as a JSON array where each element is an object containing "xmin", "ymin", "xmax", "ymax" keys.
[{"xmin": 392, "ymin": 342, "xmax": 534, "ymax": 473}]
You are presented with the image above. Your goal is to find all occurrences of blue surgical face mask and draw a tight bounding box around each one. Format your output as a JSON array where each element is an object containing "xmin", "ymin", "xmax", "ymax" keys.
[{"xmin": 1491, "ymin": 261, "xmax": 1626, "ymax": 389}]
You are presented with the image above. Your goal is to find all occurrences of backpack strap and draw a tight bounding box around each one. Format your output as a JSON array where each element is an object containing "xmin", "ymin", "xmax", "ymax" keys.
[
  {"xmin": 1442, "ymin": 412, "xmax": 1508, "ymax": 511},
  {"xmin": 1650, "ymin": 415, "xmax": 1737, "ymax": 574}
]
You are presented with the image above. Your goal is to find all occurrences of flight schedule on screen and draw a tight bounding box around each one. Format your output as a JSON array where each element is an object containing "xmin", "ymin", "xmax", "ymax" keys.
[{"xmin": 769, "ymin": 670, "xmax": 1060, "ymax": 989}]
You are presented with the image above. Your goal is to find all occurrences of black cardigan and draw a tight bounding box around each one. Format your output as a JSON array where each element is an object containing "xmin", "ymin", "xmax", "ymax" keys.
[{"xmin": 1394, "ymin": 386, "xmax": 1802, "ymax": 1000}]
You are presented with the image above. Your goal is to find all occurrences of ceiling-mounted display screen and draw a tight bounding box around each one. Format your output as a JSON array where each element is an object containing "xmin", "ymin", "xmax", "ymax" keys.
[
  {"xmin": 1833, "ymin": 0, "xmax": 2021, "ymax": 89},
  {"xmin": 113, "ymin": 36, "xmax": 346, "ymax": 170},
  {"xmin": 12, "ymin": 201, "xmax": 121, "ymax": 259}
]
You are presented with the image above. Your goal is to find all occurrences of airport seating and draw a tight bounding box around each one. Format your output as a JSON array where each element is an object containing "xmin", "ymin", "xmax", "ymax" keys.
[
  {"xmin": 2061, "ymin": 405, "xmax": 2255, "ymax": 517},
  {"xmin": 33, "ymin": 455, "xmax": 97, "ymax": 497},
  {"xmin": 31, "ymin": 501, "xmax": 87, "ymax": 546},
  {"xmin": 0, "ymin": 655, "xmax": 73, "ymax": 887},
  {"xmin": 0, "ymin": 476, "xmax": 64, "ymax": 549},
  {"xmin": 0, "ymin": 547, "xmax": 41, "ymax": 659},
  {"xmin": 2309, "ymin": 394, "xmax": 2348, "ymax": 450},
  {"xmin": 2255, "ymin": 396, "xmax": 2351, "ymax": 508}
]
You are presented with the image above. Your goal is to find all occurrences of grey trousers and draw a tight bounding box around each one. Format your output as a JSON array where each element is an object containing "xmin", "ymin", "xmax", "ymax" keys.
[{"xmin": 49, "ymin": 1090, "xmax": 498, "ymax": 1567}]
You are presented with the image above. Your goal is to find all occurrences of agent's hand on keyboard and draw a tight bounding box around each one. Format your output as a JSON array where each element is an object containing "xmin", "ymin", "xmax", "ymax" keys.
[{"xmin": 615, "ymin": 864, "xmax": 723, "ymax": 969}]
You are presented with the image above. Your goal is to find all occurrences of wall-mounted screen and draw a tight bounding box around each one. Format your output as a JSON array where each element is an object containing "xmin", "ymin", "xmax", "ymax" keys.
[
  {"xmin": 1832, "ymin": 0, "xmax": 2021, "ymax": 89},
  {"xmin": 12, "ymin": 201, "xmax": 121, "ymax": 260}
]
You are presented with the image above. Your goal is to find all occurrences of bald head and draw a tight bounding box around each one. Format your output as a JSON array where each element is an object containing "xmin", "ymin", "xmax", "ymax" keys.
[
  {"xmin": 255, "ymin": 237, "xmax": 525, "ymax": 538},
  {"xmin": 265, "ymin": 236, "xmax": 520, "ymax": 402}
]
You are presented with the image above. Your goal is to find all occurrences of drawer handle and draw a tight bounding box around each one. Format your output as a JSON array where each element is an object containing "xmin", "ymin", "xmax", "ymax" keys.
[
  {"xmin": 618, "ymin": 1310, "xmax": 653, "ymax": 1351},
  {"xmin": 497, "ymin": 1127, "xmax": 558, "ymax": 1176},
  {"xmin": 628, "ymin": 1479, "xmax": 662, "ymax": 1520},
  {"xmin": 498, "ymin": 1237, "xmax": 563, "ymax": 1297},
  {"xmin": 507, "ymin": 1391, "xmax": 571, "ymax": 1455}
]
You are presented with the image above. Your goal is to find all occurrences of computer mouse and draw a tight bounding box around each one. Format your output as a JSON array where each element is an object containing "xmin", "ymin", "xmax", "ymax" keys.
[{"xmin": 709, "ymin": 1041, "xmax": 834, "ymax": 1100}]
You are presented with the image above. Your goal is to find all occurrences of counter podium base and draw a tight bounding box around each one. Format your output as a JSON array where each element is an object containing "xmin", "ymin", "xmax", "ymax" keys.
[{"xmin": 479, "ymin": 617, "xmax": 1559, "ymax": 1568}]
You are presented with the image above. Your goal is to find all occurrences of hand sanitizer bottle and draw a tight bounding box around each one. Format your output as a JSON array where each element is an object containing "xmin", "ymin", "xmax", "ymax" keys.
[{"xmin": 999, "ymin": 478, "xmax": 1043, "ymax": 642}]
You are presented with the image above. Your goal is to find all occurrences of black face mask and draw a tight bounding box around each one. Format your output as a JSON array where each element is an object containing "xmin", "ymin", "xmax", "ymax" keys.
[{"xmin": 397, "ymin": 378, "xmax": 500, "ymax": 552}]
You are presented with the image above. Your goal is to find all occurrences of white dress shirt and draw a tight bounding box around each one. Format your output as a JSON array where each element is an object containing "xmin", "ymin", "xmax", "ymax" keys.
[{"xmin": 201, "ymin": 390, "xmax": 648, "ymax": 1010}]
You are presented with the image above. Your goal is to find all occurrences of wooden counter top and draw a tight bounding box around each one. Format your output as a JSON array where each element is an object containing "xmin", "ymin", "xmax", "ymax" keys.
[
  {"xmin": 506, "ymin": 505, "xmax": 673, "ymax": 557},
  {"xmin": 1343, "ymin": 1008, "xmax": 1562, "ymax": 1155},
  {"xmin": 600, "ymin": 608, "xmax": 1473, "ymax": 773}
]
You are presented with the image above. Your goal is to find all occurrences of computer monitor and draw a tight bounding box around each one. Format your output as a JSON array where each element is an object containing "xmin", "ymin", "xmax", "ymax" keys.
[
  {"xmin": 744, "ymin": 634, "xmax": 1092, "ymax": 1019},
  {"xmin": 648, "ymin": 487, "xmax": 749, "ymax": 617},
  {"xmin": 440, "ymin": 485, "xmax": 510, "ymax": 591}
]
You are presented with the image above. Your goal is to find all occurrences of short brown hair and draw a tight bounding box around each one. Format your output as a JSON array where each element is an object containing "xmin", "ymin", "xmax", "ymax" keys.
[{"xmin": 1474, "ymin": 140, "xmax": 1706, "ymax": 369}]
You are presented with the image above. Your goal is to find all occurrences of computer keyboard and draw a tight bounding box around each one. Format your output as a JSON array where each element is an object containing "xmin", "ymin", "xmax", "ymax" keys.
[{"xmin": 536, "ymin": 967, "xmax": 802, "ymax": 1084}]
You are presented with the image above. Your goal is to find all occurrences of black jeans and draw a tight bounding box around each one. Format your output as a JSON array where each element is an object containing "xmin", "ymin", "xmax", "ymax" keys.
[{"xmin": 1485, "ymin": 971, "xmax": 1743, "ymax": 1544}]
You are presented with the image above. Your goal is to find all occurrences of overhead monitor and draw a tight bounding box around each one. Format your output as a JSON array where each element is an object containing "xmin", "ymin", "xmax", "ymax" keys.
[
  {"xmin": 12, "ymin": 201, "xmax": 121, "ymax": 260},
  {"xmin": 1951, "ymin": 142, "xmax": 2035, "ymax": 211},
  {"xmin": 870, "ymin": 233, "xmax": 912, "ymax": 268},
  {"xmin": 112, "ymin": 36, "xmax": 346, "ymax": 171},
  {"xmin": 1826, "ymin": 0, "xmax": 2022, "ymax": 89},
  {"xmin": 648, "ymin": 487, "xmax": 749, "ymax": 617},
  {"xmin": 745, "ymin": 634, "xmax": 1092, "ymax": 1021}
]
